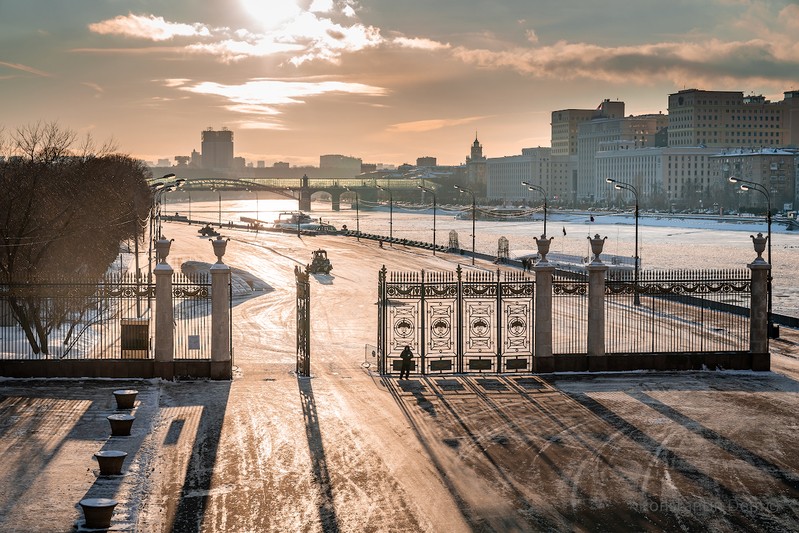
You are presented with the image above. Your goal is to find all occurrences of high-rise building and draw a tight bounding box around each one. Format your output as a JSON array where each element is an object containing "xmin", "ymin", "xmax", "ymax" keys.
[
  {"xmin": 201, "ymin": 128, "xmax": 234, "ymax": 169},
  {"xmin": 712, "ymin": 148, "xmax": 797, "ymax": 211},
  {"xmin": 486, "ymin": 148, "xmax": 550, "ymax": 202},
  {"xmin": 577, "ymin": 108, "xmax": 667, "ymax": 201},
  {"xmin": 550, "ymin": 107, "xmax": 602, "ymax": 204},
  {"xmin": 667, "ymin": 89, "xmax": 799, "ymax": 148},
  {"xmin": 319, "ymin": 154, "xmax": 362, "ymax": 177},
  {"xmin": 416, "ymin": 156, "xmax": 437, "ymax": 167}
]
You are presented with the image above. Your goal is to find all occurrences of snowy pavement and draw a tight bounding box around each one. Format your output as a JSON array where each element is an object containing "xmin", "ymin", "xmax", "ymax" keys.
[{"xmin": 0, "ymin": 221, "xmax": 798, "ymax": 532}]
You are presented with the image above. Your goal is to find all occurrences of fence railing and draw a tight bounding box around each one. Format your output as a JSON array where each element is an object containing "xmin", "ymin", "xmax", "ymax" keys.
[
  {"xmin": 552, "ymin": 272, "xmax": 588, "ymax": 355},
  {"xmin": 173, "ymin": 272, "xmax": 212, "ymax": 360},
  {"xmin": 0, "ymin": 272, "xmax": 213, "ymax": 361},
  {"xmin": 604, "ymin": 269, "xmax": 750, "ymax": 354},
  {"xmin": 378, "ymin": 263, "xmax": 757, "ymax": 375}
]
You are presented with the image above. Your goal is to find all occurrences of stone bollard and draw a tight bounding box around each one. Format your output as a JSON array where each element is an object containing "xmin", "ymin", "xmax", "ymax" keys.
[
  {"xmin": 94, "ymin": 450, "xmax": 128, "ymax": 476},
  {"xmin": 107, "ymin": 414, "xmax": 135, "ymax": 436},
  {"xmin": 112, "ymin": 389, "xmax": 138, "ymax": 410},
  {"xmin": 79, "ymin": 498, "xmax": 118, "ymax": 529}
]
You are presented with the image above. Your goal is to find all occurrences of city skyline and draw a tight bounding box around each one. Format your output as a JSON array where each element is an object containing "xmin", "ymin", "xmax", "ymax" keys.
[{"xmin": 1, "ymin": 0, "xmax": 798, "ymax": 167}]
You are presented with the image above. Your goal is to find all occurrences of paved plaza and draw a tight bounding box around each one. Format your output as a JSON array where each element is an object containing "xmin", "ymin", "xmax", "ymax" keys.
[{"xmin": 1, "ymin": 223, "xmax": 798, "ymax": 532}]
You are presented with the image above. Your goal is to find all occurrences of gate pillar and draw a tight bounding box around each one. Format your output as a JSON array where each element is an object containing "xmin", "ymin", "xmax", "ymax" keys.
[
  {"xmin": 587, "ymin": 261, "xmax": 609, "ymax": 370},
  {"xmin": 154, "ymin": 261, "xmax": 174, "ymax": 379},
  {"xmin": 533, "ymin": 259, "xmax": 554, "ymax": 373},
  {"xmin": 748, "ymin": 233, "xmax": 770, "ymax": 370},
  {"xmin": 210, "ymin": 237, "xmax": 232, "ymax": 379}
]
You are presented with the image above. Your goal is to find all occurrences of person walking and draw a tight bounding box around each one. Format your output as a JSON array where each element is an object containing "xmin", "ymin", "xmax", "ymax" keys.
[{"xmin": 399, "ymin": 345, "xmax": 414, "ymax": 379}]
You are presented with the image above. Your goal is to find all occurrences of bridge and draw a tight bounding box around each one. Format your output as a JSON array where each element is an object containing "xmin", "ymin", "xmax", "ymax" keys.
[{"xmin": 155, "ymin": 175, "xmax": 432, "ymax": 212}]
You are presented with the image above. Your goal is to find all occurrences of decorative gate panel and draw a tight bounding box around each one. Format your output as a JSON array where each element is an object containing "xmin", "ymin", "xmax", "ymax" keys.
[
  {"xmin": 378, "ymin": 266, "xmax": 534, "ymax": 375},
  {"xmin": 423, "ymin": 272, "xmax": 457, "ymax": 374},
  {"xmin": 499, "ymin": 272, "xmax": 535, "ymax": 372}
]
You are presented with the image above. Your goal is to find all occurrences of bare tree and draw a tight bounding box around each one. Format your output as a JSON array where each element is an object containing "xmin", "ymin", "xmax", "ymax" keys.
[{"xmin": 0, "ymin": 123, "xmax": 153, "ymax": 354}]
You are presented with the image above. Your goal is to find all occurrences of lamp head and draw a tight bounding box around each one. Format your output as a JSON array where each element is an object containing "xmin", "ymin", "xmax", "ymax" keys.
[
  {"xmin": 728, "ymin": 176, "xmax": 739, "ymax": 183},
  {"xmin": 740, "ymin": 184, "xmax": 751, "ymax": 191},
  {"xmin": 614, "ymin": 184, "xmax": 622, "ymax": 190},
  {"xmin": 606, "ymin": 178, "xmax": 615, "ymax": 184}
]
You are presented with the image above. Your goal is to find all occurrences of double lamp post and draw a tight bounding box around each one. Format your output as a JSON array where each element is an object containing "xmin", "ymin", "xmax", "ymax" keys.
[{"xmin": 606, "ymin": 178, "xmax": 640, "ymax": 306}]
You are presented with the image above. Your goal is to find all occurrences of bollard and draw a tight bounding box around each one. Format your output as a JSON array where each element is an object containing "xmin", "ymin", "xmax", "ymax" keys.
[
  {"xmin": 79, "ymin": 498, "xmax": 117, "ymax": 529},
  {"xmin": 112, "ymin": 389, "xmax": 138, "ymax": 410},
  {"xmin": 94, "ymin": 450, "xmax": 128, "ymax": 476},
  {"xmin": 107, "ymin": 414, "xmax": 135, "ymax": 437}
]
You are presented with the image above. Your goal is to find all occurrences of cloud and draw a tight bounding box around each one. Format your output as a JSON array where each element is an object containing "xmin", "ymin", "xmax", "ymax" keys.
[
  {"xmin": 0, "ymin": 61, "xmax": 52, "ymax": 77},
  {"xmin": 450, "ymin": 37, "xmax": 799, "ymax": 87},
  {"xmin": 168, "ymin": 78, "xmax": 387, "ymax": 120},
  {"xmin": 89, "ymin": 13, "xmax": 211, "ymax": 41},
  {"xmin": 309, "ymin": 0, "xmax": 335, "ymax": 13},
  {"xmin": 392, "ymin": 37, "xmax": 450, "ymax": 51},
  {"xmin": 387, "ymin": 116, "xmax": 484, "ymax": 134},
  {"xmin": 89, "ymin": 6, "xmax": 384, "ymax": 65}
]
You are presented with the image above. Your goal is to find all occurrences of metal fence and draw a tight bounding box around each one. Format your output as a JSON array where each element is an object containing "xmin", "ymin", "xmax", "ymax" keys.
[
  {"xmin": 604, "ymin": 269, "xmax": 750, "ymax": 354},
  {"xmin": 1, "ymin": 272, "xmax": 214, "ymax": 361},
  {"xmin": 173, "ymin": 272, "xmax": 212, "ymax": 360},
  {"xmin": 0, "ymin": 274, "xmax": 153, "ymax": 360},
  {"xmin": 552, "ymin": 272, "xmax": 588, "ymax": 355}
]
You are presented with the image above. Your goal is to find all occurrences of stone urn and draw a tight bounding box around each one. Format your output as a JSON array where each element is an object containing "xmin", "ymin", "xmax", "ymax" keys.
[
  {"xmin": 155, "ymin": 238, "xmax": 173, "ymax": 264},
  {"xmin": 751, "ymin": 232, "xmax": 767, "ymax": 261},
  {"xmin": 588, "ymin": 234, "xmax": 607, "ymax": 263},
  {"xmin": 211, "ymin": 235, "xmax": 229, "ymax": 264},
  {"xmin": 534, "ymin": 235, "xmax": 554, "ymax": 263}
]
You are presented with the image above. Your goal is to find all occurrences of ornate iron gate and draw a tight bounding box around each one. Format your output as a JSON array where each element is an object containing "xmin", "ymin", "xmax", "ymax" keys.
[
  {"xmin": 295, "ymin": 266, "xmax": 311, "ymax": 376},
  {"xmin": 378, "ymin": 266, "xmax": 534, "ymax": 375}
]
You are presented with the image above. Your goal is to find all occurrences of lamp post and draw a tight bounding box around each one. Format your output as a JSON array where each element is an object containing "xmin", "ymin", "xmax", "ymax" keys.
[
  {"xmin": 729, "ymin": 176, "xmax": 777, "ymax": 338},
  {"xmin": 522, "ymin": 181, "xmax": 548, "ymax": 237},
  {"xmin": 246, "ymin": 188, "xmax": 260, "ymax": 229},
  {"xmin": 454, "ymin": 184, "xmax": 475, "ymax": 264},
  {"xmin": 376, "ymin": 184, "xmax": 393, "ymax": 244},
  {"xmin": 417, "ymin": 185, "xmax": 437, "ymax": 255},
  {"xmin": 345, "ymin": 186, "xmax": 360, "ymax": 241},
  {"xmin": 607, "ymin": 178, "xmax": 640, "ymax": 306}
]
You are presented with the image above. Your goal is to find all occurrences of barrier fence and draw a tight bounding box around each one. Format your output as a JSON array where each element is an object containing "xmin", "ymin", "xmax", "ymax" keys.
[
  {"xmin": 378, "ymin": 264, "xmax": 755, "ymax": 375},
  {"xmin": 0, "ymin": 272, "xmax": 214, "ymax": 361}
]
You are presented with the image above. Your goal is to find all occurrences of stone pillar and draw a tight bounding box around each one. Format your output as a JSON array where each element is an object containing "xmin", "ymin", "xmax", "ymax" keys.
[
  {"xmin": 154, "ymin": 239, "xmax": 174, "ymax": 379},
  {"xmin": 211, "ymin": 237, "xmax": 232, "ymax": 379},
  {"xmin": 534, "ymin": 236, "xmax": 555, "ymax": 373},
  {"xmin": 586, "ymin": 235, "xmax": 609, "ymax": 371},
  {"xmin": 748, "ymin": 233, "xmax": 770, "ymax": 370}
]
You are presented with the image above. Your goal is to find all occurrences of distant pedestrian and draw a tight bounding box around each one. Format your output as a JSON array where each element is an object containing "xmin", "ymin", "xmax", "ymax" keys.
[{"xmin": 399, "ymin": 345, "xmax": 413, "ymax": 379}]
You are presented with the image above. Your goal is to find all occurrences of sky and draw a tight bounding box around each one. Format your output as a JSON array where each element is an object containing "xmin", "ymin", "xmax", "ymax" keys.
[{"xmin": 1, "ymin": 0, "xmax": 798, "ymax": 168}]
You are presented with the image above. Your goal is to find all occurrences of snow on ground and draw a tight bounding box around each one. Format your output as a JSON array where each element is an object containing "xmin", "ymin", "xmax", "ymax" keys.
[{"xmin": 0, "ymin": 221, "xmax": 798, "ymax": 532}]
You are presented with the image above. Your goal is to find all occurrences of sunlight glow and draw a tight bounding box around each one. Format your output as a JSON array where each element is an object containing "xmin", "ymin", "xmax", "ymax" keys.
[{"xmin": 240, "ymin": 0, "xmax": 302, "ymax": 30}]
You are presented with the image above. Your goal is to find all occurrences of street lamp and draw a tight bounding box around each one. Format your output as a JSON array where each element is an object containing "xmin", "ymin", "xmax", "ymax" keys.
[
  {"xmin": 345, "ymin": 186, "xmax": 360, "ymax": 241},
  {"xmin": 246, "ymin": 188, "xmax": 260, "ymax": 230},
  {"xmin": 417, "ymin": 185, "xmax": 437, "ymax": 255},
  {"xmin": 729, "ymin": 176, "xmax": 777, "ymax": 338},
  {"xmin": 454, "ymin": 184, "xmax": 475, "ymax": 264},
  {"xmin": 522, "ymin": 181, "xmax": 548, "ymax": 237},
  {"xmin": 607, "ymin": 178, "xmax": 640, "ymax": 306},
  {"xmin": 376, "ymin": 184, "xmax": 393, "ymax": 244}
]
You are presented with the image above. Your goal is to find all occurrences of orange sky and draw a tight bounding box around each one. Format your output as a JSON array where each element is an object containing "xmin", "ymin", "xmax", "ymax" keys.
[{"xmin": 1, "ymin": 0, "xmax": 798, "ymax": 167}]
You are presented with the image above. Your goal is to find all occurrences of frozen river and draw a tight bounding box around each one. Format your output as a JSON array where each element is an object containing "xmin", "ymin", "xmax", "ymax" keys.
[{"xmin": 165, "ymin": 196, "xmax": 798, "ymax": 317}]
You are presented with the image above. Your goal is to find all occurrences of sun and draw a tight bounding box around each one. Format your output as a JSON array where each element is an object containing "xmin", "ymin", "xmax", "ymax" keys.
[{"xmin": 240, "ymin": 0, "xmax": 302, "ymax": 30}]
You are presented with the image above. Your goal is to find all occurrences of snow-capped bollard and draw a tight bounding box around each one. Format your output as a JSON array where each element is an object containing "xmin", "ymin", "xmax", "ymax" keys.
[
  {"xmin": 107, "ymin": 414, "xmax": 135, "ymax": 436},
  {"xmin": 94, "ymin": 450, "xmax": 127, "ymax": 476},
  {"xmin": 79, "ymin": 498, "xmax": 117, "ymax": 529},
  {"xmin": 112, "ymin": 389, "xmax": 138, "ymax": 410}
]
